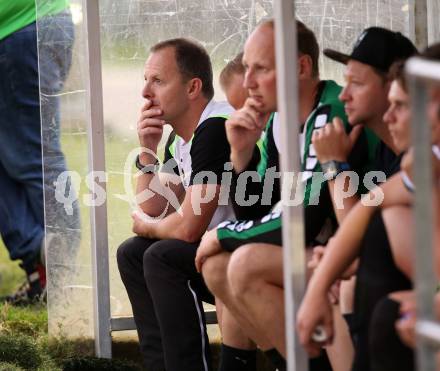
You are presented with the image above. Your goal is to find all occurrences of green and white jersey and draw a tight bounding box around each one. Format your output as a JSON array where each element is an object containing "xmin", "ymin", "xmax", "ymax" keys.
[
  {"xmin": 301, "ymin": 80, "xmax": 349, "ymax": 206},
  {"xmin": 217, "ymin": 80, "xmax": 380, "ymax": 249},
  {"xmin": 231, "ymin": 113, "xmax": 281, "ymax": 221},
  {"xmin": 272, "ymin": 80, "xmax": 377, "ymax": 207}
]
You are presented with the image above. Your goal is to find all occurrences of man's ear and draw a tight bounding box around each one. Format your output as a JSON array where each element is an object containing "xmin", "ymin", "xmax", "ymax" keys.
[
  {"xmin": 187, "ymin": 78, "xmax": 203, "ymax": 99},
  {"xmin": 298, "ymin": 54, "xmax": 313, "ymax": 80}
]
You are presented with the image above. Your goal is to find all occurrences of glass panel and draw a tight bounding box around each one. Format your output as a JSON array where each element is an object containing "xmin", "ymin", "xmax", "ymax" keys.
[
  {"xmin": 428, "ymin": 0, "xmax": 440, "ymax": 43},
  {"xmin": 297, "ymin": 0, "xmax": 411, "ymax": 82},
  {"xmin": 36, "ymin": 0, "xmax": 92, "ymax": 341},
  {"xmin": 37, "ymin": 0, "xmax": 411, "ymax": 345}
]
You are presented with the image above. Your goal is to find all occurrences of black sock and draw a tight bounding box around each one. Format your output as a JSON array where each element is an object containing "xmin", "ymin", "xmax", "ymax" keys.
[
  {"xmin": 263, "ymin": 348, "xmax": 286, "ymax": 371},
  {"xmin": 218, "ymin": 343, "xmax": 257, "ymax": 371}
]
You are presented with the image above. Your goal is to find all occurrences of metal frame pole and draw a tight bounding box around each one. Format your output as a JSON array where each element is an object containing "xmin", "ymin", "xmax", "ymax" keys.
[
  {"xmin": 84, "ymin": 0, "xmax": 112, "ymax": 358},
  {"xmin": 426, "ymin": 0, "xmax": 440, "ymax": 43},
  {"xmin": 406, "ymin": 57, "xmax": 438, "ymax": 371},
  {"xmin": 274, "ymin": 0, "xmax": 308, "ymax": 370},
  {"xmin": 409, "ymin": 0, "xmax": 428, "ymax": 49}
]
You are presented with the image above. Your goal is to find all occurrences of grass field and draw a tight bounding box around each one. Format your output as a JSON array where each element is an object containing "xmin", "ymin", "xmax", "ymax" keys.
[
  {"xmin": 0, "ymin": 245, "xmax": 144, "ymax": 370},
  {"xmin": 0, "ymin": 241, "xmax": 24, "ymax": 297}
]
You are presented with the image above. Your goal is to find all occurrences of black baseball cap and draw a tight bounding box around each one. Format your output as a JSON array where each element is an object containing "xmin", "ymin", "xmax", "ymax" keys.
[{"xmin": 324, "ymin": 27, "xmax": 417, "ymax": 72}]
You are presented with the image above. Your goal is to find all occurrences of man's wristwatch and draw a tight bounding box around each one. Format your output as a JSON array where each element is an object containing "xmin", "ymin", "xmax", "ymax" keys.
[
  {"xmin": 135, "ymin": 154, "xmax": 160, "ymax": 174},
  {"xmin": 320, "ymin": 160, "xmax": 350, "ymax": 181}
]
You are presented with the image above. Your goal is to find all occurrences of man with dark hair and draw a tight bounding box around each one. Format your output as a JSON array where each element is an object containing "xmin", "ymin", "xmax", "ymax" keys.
[
  {"xmin": 150, "ymin": 38, "xmax": 215, "ymax": 100},
  {"xmin": 296, "ymin": 20, "xmax": 320, "ymax": 78},
  {"xmin": 117, "ymin": 37, "xmax": 234, "ymax": 371}
]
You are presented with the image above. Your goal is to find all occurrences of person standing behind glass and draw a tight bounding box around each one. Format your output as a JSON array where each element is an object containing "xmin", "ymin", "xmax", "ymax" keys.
[{"xmin": 0, "ymin": 0, "xmax": 80, "ymax": 303}]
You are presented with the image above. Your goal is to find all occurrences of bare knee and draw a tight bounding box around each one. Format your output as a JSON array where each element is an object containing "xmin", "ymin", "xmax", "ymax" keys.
[
  {"xmin": 201, "ymin": 252, "xmax": 230, "ymax": 296},
  {"xmin": 227, "ymin": 244, "xmax": 263, "ymax": 298},
  {"xmin": 228, "ymin": 244, "xmax": 283, "ymax": 298}
]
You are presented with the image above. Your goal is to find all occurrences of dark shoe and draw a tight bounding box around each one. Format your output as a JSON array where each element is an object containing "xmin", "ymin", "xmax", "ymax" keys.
[{"xmin": 4, "ymin": 263, "xmax": 46, "ymax": 305}]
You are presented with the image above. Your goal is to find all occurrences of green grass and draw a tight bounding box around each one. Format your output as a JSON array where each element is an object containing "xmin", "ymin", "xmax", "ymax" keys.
[
  {"xmin": 0, "ymin": 303, "xmax": 47, "ymax": 335},
  {"xmin": 0, "ymin": 240, "xmax": 25, "ymax": 297},
  {"xmin": 0, "ymin": 302, "xmax": 143, "ymax": 370}
]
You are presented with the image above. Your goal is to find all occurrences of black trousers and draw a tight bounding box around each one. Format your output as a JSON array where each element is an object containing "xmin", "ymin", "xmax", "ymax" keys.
[
  {"xmin": 369, "ymin": 297, "xmax": 414, "ymax": 371},
  {"xmin": 117, "ymin": 237, "xmax": 214, "ymax": 371}
]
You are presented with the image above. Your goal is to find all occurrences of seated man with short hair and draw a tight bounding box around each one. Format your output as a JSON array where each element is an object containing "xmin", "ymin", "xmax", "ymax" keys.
[{"xmin": 117, "ymin": 38, "xmax": 234, "ymax": 371}]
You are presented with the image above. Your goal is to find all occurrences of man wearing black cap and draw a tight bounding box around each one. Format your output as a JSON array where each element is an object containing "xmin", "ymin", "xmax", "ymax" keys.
[
  {"xmin": 297, "ymin": 27, "xmax": 417, "ymax": 371},
  {"xmin": 313, "ymin": 27, "xmax": 418, "ymax": 221}
]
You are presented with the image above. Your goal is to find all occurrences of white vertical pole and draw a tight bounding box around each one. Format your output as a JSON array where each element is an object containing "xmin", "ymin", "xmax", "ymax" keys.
[
  {"xmin": 412, "ymin": 78, "xmax": 435, "ymax": 371},
  {"xmin": 84, "ymin": 0, "xmax": 112, "ymax": 358},
  {"xmin": 406, "ymin": 58, "xmax": 437, "ymax": 371},
  {"xmin": 274, "ymin": 0, "xmax": 308, "ymax": 370}
]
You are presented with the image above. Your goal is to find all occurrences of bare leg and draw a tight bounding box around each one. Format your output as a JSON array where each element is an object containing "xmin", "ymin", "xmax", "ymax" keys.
[
  {"xmin": 325, "ymin": 304, "xmax": 354, "ymax": 371},
  {"xmin": 222, "ymin": 307, "xmax": 256, "ymax": 349},
  {"xmin": 340, "ymin": 278, "xmax": 356, "ymax": 314},
  {"xmin": 216, "ymin": 297, "xmax": 255, "ymax": 349},
  {"xmin": 202, "ymin": 251, "xmax": 271, "ymax": 348},
  {"xmin": 227, "ymin": 244, "xmax": 286, "ymax": 354}
]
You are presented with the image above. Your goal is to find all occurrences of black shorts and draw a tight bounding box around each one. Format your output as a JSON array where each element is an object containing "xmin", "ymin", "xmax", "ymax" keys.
[{"xmin": 216, "ymin": 210, "xmax": 282, "ymax": 252}]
